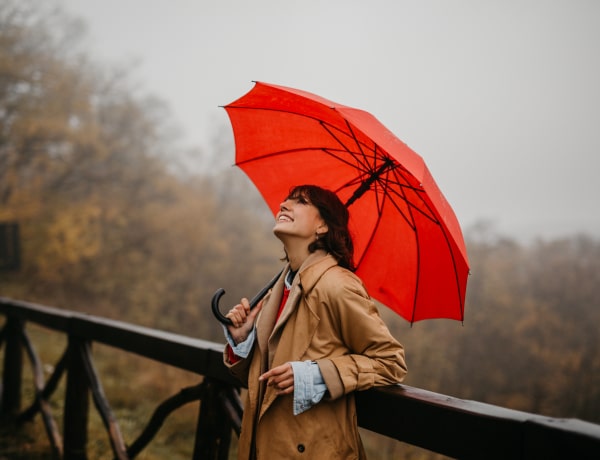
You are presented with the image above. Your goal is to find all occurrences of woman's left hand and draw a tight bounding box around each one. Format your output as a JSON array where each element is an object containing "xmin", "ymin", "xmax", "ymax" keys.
[{"xmin": 259, "ymin": 363, "xmax": 294, "ymax": 395}]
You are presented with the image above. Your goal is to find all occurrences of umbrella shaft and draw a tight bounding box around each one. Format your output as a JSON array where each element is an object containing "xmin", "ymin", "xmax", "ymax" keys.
[{"xmin": 345, "ymin": 158, "xmax": 394, "ymax": 207}]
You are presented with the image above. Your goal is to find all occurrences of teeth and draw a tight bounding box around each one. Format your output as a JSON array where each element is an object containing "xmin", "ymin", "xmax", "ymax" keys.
[{"xmin": 278, "ymin": 215, "xmax": 292, "ymax": 222}]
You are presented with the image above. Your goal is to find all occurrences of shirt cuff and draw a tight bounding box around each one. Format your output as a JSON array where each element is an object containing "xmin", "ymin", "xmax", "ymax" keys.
[
  {"xmin": 222, "ymin": 325, "xmax": 256, "ymax": 359},
  {"xmin": 290, "ymin": 360, "xmax": 328, "ymax": 415}
]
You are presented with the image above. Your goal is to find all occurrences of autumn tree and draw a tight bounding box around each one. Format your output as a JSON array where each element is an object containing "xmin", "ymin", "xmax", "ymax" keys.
[{"xmin": 0, "ymin": 0, "xmax": 280, "ymax": 341}]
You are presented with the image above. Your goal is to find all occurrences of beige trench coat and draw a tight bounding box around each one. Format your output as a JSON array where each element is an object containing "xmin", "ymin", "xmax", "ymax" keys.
[{"xmin": 224, "ymin": 251, "xmax": 407, "ymax": 460}]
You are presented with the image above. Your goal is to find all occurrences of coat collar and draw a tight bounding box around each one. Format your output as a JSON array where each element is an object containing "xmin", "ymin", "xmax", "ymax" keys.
[
  {"xmin": 256, "ymin": 251, "xmax": 338, "ymax": 358},
  {"xmin": 278, "ymin": 250, "xmax": 338, "ymax": 326},
  {"xmin": 296, "ymin": 250, "xmax": 339, "ymax": 295}
]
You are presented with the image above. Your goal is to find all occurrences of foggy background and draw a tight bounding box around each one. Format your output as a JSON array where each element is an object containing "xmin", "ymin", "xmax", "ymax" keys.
[
  {"xmin": 56, "ymin": 0, "xmax": 600, "ymax": 241},
  {"xmin": 2, "ymin": 4, "xmax": 600, "ymax": 457}
]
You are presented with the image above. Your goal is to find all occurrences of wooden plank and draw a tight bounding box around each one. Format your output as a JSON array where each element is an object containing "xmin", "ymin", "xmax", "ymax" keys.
[
  {"xmin": 356, "ymin": 385, "xmax": 600, "ymax": 460},
  {"xmin": 0, "ymin": 297, "xmax": 237, "ymax": 385},
  {"xmin": 1, "ymin": 317, "xmax": 23, "ymax": 415}
]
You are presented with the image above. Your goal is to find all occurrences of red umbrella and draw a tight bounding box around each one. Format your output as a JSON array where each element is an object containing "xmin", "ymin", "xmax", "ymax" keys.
[{"xmin": 217, "ymin": 81, "xmax": 469, "ymax": 324}]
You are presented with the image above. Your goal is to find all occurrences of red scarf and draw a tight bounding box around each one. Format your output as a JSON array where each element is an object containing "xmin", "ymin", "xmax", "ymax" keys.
[{"xmin": 276, "ymin": 286, "xmax": 291, "ymax": 321}]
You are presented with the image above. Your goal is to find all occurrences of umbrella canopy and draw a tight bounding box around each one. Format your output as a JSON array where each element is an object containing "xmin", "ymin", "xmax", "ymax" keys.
[{"xmin": 223, "ymin": 81, "xmax": 469, "ymax": 323}]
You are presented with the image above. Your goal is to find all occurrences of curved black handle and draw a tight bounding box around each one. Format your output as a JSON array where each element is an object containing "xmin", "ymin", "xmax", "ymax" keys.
[
  {"xmin": 211, "ymin": 288, "xmax": 232, "ymax": 325},
  {"xmin": 211, "ymin": 269, "xmax": 284, "ymax": 326}
]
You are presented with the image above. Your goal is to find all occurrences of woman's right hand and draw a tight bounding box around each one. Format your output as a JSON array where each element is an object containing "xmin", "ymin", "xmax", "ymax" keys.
[{"xmin": 225, "ymin": 297, "xmax": 263, "ymax": 345}]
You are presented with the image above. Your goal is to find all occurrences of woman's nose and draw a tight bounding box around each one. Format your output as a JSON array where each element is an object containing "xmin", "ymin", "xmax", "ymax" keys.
[{"xmin": 280, "ymin": 200, "xmax": 290, "ymax": 211}]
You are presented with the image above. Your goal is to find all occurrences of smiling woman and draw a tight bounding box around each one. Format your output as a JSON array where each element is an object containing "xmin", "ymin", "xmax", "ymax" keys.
[
  {"xmin": 221, "ymin": 184, "xmax": 407, "ymax": 460},
  {"xmin": 272, "ymin": 189, "xmax": 329, "ymax": 269},
  {"xmin": 273, "ymin": 186, "xmax": 354, "ymax": 277}
]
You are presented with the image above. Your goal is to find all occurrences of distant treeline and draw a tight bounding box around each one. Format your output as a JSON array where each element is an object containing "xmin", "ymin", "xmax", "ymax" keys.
[{"xmin": 1, "ymin": 0, "xmax": 598, "ymax": 426}]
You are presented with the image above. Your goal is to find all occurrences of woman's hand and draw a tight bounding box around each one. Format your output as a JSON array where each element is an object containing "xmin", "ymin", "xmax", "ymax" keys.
[
  {"xmin": 225, "ymin": 297, "xmax": 262, "ymax": 345},
  {"xmin": 259, "ymin": 362, "xmax": 294, "ymax": 395}
]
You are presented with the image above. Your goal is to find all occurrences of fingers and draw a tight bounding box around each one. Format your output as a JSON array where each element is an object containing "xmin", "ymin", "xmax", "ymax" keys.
[
  {"xmin": 225, "ymin": 298, "xmax": 251, "ymax": 328},
  {"xmin": 240, "ymin": 297, "xmax": 251, "ymax": 312},
  {"xmin": 259, "ymin": 363, "xmax": 294, "ymax": 395}
]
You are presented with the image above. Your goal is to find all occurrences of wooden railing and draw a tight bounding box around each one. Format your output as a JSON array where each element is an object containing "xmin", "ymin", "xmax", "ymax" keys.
[{"xmin": 1, "ymin": 296, "xmax": 600, "ymax": 459}]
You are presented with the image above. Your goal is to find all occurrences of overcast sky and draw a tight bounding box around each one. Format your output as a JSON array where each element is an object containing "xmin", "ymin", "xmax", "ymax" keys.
[{"xmin": 56, "ymin": 0, "xmax": 600, "ymax": 241}]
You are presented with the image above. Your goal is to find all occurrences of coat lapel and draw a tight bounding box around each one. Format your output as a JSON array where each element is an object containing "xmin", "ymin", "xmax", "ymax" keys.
[
  {"xmin": 255, "ymin": 268, "xmax": 286, "ymax": 368},
  {"xmin": 259, "ymin": 252, "xmax": 339, "ymax": 417}
]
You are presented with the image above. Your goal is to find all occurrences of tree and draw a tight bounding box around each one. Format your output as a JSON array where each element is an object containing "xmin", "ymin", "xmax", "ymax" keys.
[{"xmin": 0, "ymin": 0, "xmax": 280, "ymax": 342}]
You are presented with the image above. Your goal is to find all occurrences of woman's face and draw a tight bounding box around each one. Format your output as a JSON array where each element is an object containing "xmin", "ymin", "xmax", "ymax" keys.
[{"xmin": 273, "ymin": 193, "xmax": 327, "ymax": 242}]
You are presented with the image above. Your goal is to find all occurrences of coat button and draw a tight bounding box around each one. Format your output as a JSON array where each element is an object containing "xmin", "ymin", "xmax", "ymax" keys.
[{"xmin": 297, "ymin": 444, "xmax": 305, "ymax": 453}]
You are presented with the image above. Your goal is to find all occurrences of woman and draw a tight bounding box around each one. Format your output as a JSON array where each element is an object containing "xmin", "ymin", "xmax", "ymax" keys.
[{"xmin": 223, "ymin": 185, "xmax": 407, "ymax": 460}]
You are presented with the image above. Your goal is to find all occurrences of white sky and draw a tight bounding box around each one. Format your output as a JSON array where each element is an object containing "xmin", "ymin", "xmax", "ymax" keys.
[{"xmin": 56, "ymin": 0, "xmax": 600, "ymax": 241}]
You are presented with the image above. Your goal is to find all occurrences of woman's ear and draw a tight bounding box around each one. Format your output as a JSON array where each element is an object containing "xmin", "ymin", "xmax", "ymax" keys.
[{"xmin": 316, "ymin": 223, "xmax": 328, "ymax": 236}]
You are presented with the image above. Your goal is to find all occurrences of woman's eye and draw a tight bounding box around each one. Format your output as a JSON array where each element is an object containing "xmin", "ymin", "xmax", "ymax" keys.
[{"xmin": 286, "ymin": 193, "xmax": 310, "ymax": 205}]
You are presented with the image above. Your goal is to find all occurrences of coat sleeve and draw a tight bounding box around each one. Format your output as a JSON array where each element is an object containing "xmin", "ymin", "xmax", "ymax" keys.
[
  {"xmin": 223, "ymin": 341, "xmax": 254, "ymax": 387},
  {"xmin": 314, "ymin": 269, "xmax": 407, "ymax": 400}
]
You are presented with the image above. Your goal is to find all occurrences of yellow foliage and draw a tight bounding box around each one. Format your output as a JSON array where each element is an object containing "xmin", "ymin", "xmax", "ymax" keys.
[{"xmin": 35, "ymin": 203, "xmax": 102, "ymax": 279}]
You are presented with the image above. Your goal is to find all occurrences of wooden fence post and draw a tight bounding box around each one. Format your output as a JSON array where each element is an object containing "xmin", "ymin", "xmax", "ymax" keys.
[
  {"xmin": 193, "ymin": 379, "xmax": 232, "ymax": 460},
  {"xmin": 63, "ymin": 336, "xmax": 90, "ymax": 460},
  {"xmin": 1, "ymin": 316, "xmax": 23, "ymax": 416}
]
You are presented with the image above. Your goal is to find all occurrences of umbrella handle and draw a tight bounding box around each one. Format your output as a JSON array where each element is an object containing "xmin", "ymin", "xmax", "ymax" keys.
[{"xmin": 211, "ymin": 269, "xmax": 283, "ymax": 326}]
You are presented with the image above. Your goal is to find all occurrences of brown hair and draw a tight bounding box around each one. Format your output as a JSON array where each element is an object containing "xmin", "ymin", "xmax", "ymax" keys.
[{"xmin": 286, "ymin": 185, "xmax": 355, "ymax": 271}]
